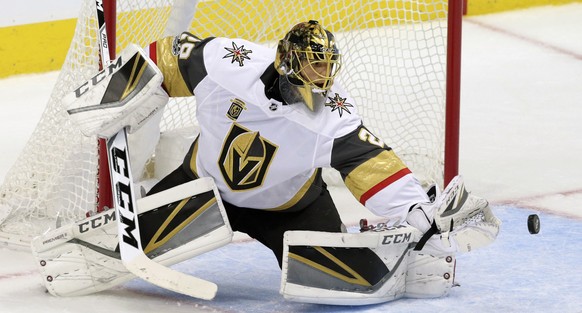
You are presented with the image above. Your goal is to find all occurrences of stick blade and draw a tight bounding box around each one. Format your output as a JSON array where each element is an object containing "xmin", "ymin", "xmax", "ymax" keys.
[{"xmin": 125, "ymin": 253, "xmax": 217, "ymax": 300}]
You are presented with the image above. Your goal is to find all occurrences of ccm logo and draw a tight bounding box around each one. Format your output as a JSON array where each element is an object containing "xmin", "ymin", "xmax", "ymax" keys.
[
  {"xmin": 78, "ymin": 210, "xmax": 116, "ymax": 233},
  {"xmin": 110, "ymin": 143, "xmax": 140, "ymax": 249},
  {"xmin": 74, "ymin": 57, "xmax": 123, "ymax": 98},
  {"xmin": 382, "ymin": 232, "xmax": 412, "ymax": 245}
]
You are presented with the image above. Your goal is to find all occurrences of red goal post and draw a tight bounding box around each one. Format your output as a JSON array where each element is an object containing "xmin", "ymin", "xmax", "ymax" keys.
[
  {"xmin": 0, "ymin": 0, "xmax": 461, "ymax": 247},
  {"xmin": 445, "ymin": 0, "xmax": 462, "ymax": 186}
]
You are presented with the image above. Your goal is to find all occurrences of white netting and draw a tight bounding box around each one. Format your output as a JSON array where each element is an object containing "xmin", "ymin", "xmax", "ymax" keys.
[{"xmin": 0, "ymin": 0, "xmax": 451, "ymax": 246}]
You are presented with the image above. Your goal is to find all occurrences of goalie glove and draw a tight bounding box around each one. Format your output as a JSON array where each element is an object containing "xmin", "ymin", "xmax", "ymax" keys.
[
  {"xmin": 406, "ymin": 175, "xmax": 501, "ymax": 253},
  {"xmin": 64, "ymin": 44, "xmax": 169, "ymax": 138}
]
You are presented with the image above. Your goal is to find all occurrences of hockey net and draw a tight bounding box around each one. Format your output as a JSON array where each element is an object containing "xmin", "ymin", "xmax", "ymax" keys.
[{"xmin": 0, "ymin": 0, "xmax": 459, "ymax": 247}]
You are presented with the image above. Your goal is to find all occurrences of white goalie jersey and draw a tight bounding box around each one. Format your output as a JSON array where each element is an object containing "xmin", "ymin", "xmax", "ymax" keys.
[{"xmin": 146, "ymin": 32, "xmax": 428, "ymax": 223}]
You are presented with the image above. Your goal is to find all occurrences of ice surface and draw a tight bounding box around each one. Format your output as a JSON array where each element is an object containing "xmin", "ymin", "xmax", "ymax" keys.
[{"xmin": 1, "ymin": 4, "xmax": 581, "ymax": 312}]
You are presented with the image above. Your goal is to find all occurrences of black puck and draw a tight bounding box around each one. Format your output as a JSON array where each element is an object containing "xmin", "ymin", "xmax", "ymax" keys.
[{"xmin": 528, "ymin": 214, "xmax": 540, "ymax": 234}]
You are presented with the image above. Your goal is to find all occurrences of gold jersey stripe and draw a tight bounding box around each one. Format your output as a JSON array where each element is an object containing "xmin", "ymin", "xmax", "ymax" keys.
[
  {"xmin": 344, "ymin": 150, "xmax": 409, "ymax": 203},
  {"xmin": 155, "ymin": 36, "xmax": 193, "ymax": 97}
]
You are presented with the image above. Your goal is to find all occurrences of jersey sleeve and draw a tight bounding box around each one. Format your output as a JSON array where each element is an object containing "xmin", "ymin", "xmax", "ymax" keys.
[
  {"xmin": 147, "ymin": 32, "xmax": 214, "ymax": 97},
  {"xmin": 330, "ymin": 124, "xmax": 428, "ymax": 224}
]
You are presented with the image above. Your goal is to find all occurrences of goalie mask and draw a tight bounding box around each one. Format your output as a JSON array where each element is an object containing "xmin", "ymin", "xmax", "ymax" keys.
[{"xmin": 275, "ymin": 20, "xmax": 342, "ymax": 111}]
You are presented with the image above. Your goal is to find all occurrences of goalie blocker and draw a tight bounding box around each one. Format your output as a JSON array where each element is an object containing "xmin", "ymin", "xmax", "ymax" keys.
[
  {"xmin": 64, "ymin": 44, "xmax": 168, "ymax": 139},
  {"xmin": 31, "ymin": 178, "xmax": 233, "ymax": 297}
]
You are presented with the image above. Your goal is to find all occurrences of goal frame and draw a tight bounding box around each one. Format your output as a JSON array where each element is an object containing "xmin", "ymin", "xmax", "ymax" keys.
[
  {"xmin": 95, "ymin": 0, "xmax": 116, "ymax": 213},
  {"xmin": 444, "ymin": 0, "xmax": 462, "ymax": 186}
]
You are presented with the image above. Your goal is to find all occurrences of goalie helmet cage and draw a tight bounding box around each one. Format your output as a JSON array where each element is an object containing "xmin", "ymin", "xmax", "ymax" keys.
[{"xmin": 0, "ymin": 0, "xmax": 461, "ymax": 247}]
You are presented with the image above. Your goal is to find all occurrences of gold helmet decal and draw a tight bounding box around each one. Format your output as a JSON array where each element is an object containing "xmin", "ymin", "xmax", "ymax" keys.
[{"xmin": 275, "ymin": 20, "xmax": 342, "ymax": 110}]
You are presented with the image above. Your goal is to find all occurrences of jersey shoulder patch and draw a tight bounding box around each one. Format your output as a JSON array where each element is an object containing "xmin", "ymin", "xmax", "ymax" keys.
[
  {"xmin": 202, "ymin": 37, "xmax": 275, "ymax": 96},
  {"xmin": 274, "ymin": 81, "xmax": 362, "ymax": 139}
]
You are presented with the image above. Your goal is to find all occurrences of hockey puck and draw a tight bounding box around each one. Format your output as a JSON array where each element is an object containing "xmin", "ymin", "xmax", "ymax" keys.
[{"xmin": 527, "ymin": 214, "xmax": 540, "ymax": 234}]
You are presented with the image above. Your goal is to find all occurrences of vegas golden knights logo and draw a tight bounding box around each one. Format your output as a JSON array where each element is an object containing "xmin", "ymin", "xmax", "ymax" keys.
[
  {"xmin": 226, "ymin": 98, "xmax": 247, "ymax": 121},
  {"xmin": 219, "ymin": 123, "xmax": 278, "ymax": 191}
]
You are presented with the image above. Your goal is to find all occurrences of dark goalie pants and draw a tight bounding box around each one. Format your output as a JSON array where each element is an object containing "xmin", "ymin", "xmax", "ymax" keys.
[{"xmin": 147, "ymin": 165, "xmax": 344, "ymax": 268}]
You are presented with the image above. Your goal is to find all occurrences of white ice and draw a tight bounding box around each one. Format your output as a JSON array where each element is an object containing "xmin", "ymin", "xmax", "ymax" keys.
[{"xmin": 1, "ymin": 4, "xmax": 582, "ymax": 312}]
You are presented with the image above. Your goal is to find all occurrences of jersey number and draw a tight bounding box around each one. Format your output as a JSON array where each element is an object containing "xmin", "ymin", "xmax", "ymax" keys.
[
  {"xmin": 358, "ymin": 128, "xmax": 384, "ymax": 148},
  {"xmin": 178, "ymin": 33, "xmax": 201, "ymax": 60}
]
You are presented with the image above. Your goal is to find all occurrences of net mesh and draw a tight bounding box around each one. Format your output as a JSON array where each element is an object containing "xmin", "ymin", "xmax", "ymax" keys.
[{"xmin": 0, "ymin": 0, "xmax": 451, "ymax": 246}]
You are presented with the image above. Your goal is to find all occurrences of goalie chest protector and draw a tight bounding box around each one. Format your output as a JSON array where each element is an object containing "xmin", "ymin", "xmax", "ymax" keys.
[{"xmin": 188, "ymin": 37, "xmax": 362, "ymax": 210}]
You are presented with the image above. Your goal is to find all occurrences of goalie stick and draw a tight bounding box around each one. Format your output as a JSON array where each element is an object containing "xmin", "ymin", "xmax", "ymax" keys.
[
  {"xmin": 95, "ymin": 0, "xmax": 217, "ymax": 300},
  {"xmin": 95, "ymin": 0, "xmax": 111, "ymax": 66},
  {"xmin": 106, "ymin": 129, "xmax": 217, "ymax": 300}
]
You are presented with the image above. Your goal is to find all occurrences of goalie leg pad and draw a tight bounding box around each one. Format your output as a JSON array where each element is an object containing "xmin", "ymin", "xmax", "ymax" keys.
[
  {"xmin": 31, "ymin": 209, "xmax": 128, "ymax": 296},
  {"xmin": 31, "ymin": 178, "xmax": 233, "ymax": 296},
  {"xmin": 280, "ymin": 225, "xmax": 422, "ymax": 305},
  {"xmin": 405, "ymin": 251, "xmax": 456, "ymax": 298}
]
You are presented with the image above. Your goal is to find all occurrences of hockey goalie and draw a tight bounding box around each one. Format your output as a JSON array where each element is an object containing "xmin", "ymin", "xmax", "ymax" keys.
[{"xmin": 32, "ymin": 20, "xmax": 501, "ymax": 304}]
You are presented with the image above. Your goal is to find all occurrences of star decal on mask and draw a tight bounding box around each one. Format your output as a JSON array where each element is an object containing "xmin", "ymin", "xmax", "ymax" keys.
[
  {"xmin": 223, "ymin": 41, "xmax": 253, "ymax": 67},
  {"xmin": 325, "ymin": 93, "xmax": 353, "ymax": 117}
]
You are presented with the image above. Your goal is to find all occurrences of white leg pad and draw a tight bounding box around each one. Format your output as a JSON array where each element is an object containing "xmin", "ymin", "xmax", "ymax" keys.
[
  {"xmin": 281, "ymin": 225, "xmax": 423, "ymax": 305},
  {"xmin": 405, "ymin": 251, "xmax": 456, "ymax": 298},
  {"xmin": 31, "ymin": 178, "xmax": 232, "ymax": 296}
]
